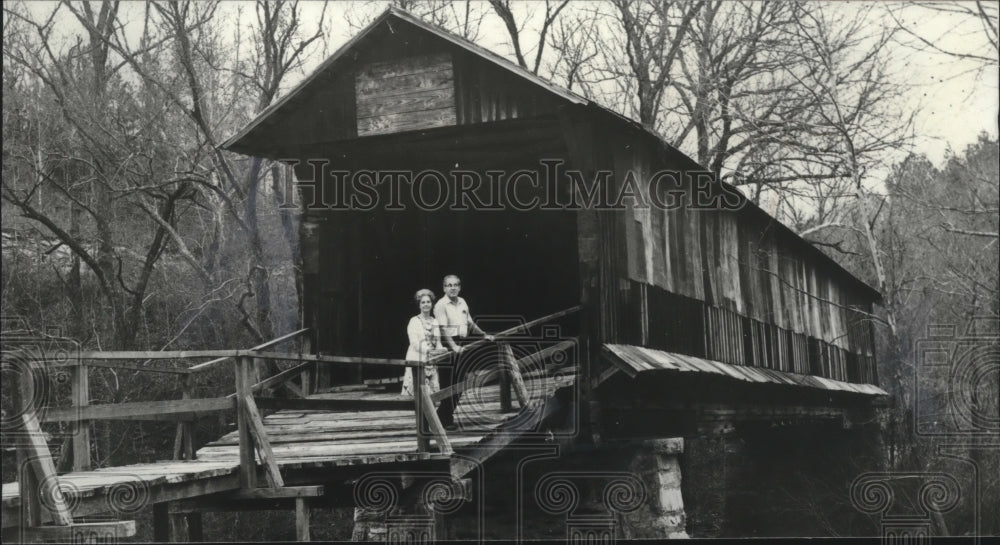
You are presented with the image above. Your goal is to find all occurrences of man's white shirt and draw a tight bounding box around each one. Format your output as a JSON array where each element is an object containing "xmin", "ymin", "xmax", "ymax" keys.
[{"xmin": 434, "ymin": 296, "xmax": 471, "ymax": 339}]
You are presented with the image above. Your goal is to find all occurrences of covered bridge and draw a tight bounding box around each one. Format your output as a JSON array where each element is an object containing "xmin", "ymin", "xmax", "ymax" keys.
[
  {"xmin": 223, "ymin": 7, "xmax": 885, "ymax": 422},
  {"xmin": 1, "ymin": 7, "xmax": 889, "ymax": 543}
]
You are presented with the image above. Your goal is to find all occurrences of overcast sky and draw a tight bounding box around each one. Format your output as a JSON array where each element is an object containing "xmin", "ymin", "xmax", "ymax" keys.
[
  {"xmin": 19, "ymin": 1, "xmax": 1000, "ymax": 168},
  {"xmin": 294, "ymin": 1, "xmax": 998, "ymax": 168}
]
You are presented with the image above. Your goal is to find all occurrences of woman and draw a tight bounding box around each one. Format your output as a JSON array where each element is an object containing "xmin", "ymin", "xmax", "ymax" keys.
[{"xmin": 400, "ymin": 289, "xmax": 446, "ymax": 397}]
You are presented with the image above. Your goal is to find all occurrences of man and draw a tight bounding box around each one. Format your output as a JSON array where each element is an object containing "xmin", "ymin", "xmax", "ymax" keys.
[{"xmin": 434, "ymin": 274, "xmax": 494, "ymax": 429}]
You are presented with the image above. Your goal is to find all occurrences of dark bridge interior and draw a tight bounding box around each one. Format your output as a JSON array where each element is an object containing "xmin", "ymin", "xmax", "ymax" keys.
[{"xmin": 311, "ymin": 149, "xmax": 581, "ymax": 381}]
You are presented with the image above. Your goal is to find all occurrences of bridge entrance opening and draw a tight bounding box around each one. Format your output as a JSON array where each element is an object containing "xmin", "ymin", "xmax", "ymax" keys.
[{"xmin": 311, "ymin": 159, "xmax": 581, "ymax": 383}]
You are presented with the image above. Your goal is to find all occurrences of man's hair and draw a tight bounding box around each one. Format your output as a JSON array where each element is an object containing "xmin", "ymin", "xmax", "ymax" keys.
[{"xmin": 442, "ymin": 274, "xmax": 460, "ymax": 287}]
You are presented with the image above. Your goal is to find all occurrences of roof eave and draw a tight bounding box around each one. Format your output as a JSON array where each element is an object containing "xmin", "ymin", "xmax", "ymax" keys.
[
  {"xmin": 220, "ymin": 7, "xmax": 397, "ymax": 152},
  {"xmin": 222, "ymin": 7, "xmax": 586, "ymax": 154}
]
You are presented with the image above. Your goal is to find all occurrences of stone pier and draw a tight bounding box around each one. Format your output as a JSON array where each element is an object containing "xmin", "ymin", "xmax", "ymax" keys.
[
  {"xmin": 350, "ymin": 439, "xmax": 690, "ymax": 541},
  {"xmin": 352, "ymin": 503, "xmax": 443, "ymax": 542},
  {"xmin": 617, "ymin": 438, "xmax": 688, "ymax": 539}
]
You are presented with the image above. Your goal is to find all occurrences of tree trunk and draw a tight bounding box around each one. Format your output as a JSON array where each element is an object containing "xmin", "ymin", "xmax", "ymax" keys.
[{"xmin": 272, "ymin": 163, "xmax": 302, "ymax": 326}]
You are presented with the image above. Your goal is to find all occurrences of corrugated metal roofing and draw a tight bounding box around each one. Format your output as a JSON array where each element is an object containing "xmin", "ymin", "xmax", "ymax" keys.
[{"xmin": 603, "ymin": 343, "xmax": 888, "ymax": 397}]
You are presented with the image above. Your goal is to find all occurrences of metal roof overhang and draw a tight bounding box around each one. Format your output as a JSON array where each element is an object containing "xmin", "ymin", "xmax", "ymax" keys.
[{"xmin": 602, "ymin": 343, "xmax": 888, "ymax": 398}]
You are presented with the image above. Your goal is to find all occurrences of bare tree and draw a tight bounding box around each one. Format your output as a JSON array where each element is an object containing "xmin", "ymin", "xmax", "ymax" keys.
[
  {"xmin": 61, "ymin": 0, "xmax": 329, "ymax": 349},
  {"xmin": 488, "ymin": 0, "xmax": 570, "ymax": 75},
  {"xmin": 769, "ymin": 7, "xmax": 929, "ymax": 497},
  {"xmin": 886, "ymin": 1, "xmax": 998, "ymax": 79},
  {"xmin": 669, "ymin": 2, "xmax": 813, "ymax": 176},
  {"xmin": 345, "ymin": 0, "xmax": 488, "ymax": 40},
  {"xmin": 3, "ymin": 1, "xmax": 196, "ymax": 348},
  {"xmin": 3, "ymin": 0, "xmax": 331, "ymax": 361},
  {"xmin": 585, "ymin": 0, "xmax": 703, "ymax": 131},
  {"xmin": 226, "ymin": 0, "xmax": 329, "ymax": 339},
  {"xmin": 783, "ymin": 6, "xmax": 913, "ymax": 331},
  {"xmin": 547, "ymin": 8, "xmax": 600, "ymax": 93}
]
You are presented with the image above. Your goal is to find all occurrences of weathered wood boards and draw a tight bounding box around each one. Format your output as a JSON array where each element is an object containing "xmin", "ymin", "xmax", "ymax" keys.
[
  {"xmin": 1, "ymin": 462, "xmax": 241, "ymax": 528},
  {"xmin": 419, "ymin": 385, "xmax": 452, "ymax": 455},
  {"xmin": 356, "ymin": 53, "xmax": 456, "ymax": 136},
  {"xmin": 608, "ymin": 131, "xmax": 878, "ymax": 383},
  {"xmin": 243, "ymin": 395, "xmax": 285, "ymax": 488},
  {"xmin": 197, "ymin": 373, "xmax": 570, "ymax": 461},
  {"xmin": 3, "ymin": 520, "xmax": 136, "ymax": 543},
  {"xmin": 41, "ymin": 397, "xmax": 235, "ymax": 423},
  {"xmin": 19, "ymin": 412, "xmax": 73, "ymax": 525},
  {"xmin": 2, "ymin": 371, "xmax": 576, "ymax": 532}
]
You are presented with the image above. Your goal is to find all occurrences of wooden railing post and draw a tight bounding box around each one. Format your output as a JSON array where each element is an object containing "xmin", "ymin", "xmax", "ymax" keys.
[
  {"xmin": 19, "ymin": 411, "xmax": 73, "ymax": 525},
  {"xmin": 419, "ymin": 384, "xmax": 452, "ymax": 455},
  {"xmin": 16, "ymin": 443, "xmax": 42, "ymax": 528},
  {"xmin": 253, "ymin": 356, "xmax": 267, "ymax": 395},
  {"xmin": 295, "ymin": 498, "xmax": 311, "ymax": 541},
  {"xmin": 413, "ymin": 362, "xmax": 430, "ymax": 453},
  {"xmin": 242, "ymin": 394, "xmax": 284, "ymax": 488},
  {"xmin": 500, "ymin": 343, "xmax": 529, "ymax": 409},
  {"xmin": 235, "ymin": 355, "xmax": 258, "ymax": 488},
  {"xmin": 71, "ymin": 361, "xmax": 91, "ymax": 471},
  {"xmin": 300, "ymin": 363, "xmax": 313, "ymax": 396},
  {"xmin": 581, "ymin": 285, "xmax": 597, "ymax": 442},
  {"xmin": 15, "ymin": 364, "xmax": 43, "ymax": 528},
  {"xmin": 183, "ymin": 375, "xmax": 195, "ymax": 460},
  {"xmin": 300, "ymin": 335, "xmax": 314, "ymax": 396},
  {"xmin": 498, "ymin": 342, "xmax": 513, "ymax": 412},
  {"xmin": 173, "ymin": 375, "xmax": 196, "ymax": 461}
]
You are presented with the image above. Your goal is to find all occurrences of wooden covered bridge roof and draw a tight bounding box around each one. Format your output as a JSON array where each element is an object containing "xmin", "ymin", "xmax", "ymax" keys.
[{"xmin": 222, "ymin": 6, "xmax": 881, "ymax": 304}]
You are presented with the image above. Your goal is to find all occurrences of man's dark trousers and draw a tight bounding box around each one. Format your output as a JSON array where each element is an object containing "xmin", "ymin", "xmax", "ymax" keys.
[{"xmin": 436, "ymin": 336, "xmax": 488, "ymax": 427}]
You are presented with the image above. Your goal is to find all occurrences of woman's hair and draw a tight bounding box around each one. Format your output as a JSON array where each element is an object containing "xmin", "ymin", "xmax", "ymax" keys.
[{"xmin": 414, "ymin": 288, "xmax": 435, "ymax": 304}]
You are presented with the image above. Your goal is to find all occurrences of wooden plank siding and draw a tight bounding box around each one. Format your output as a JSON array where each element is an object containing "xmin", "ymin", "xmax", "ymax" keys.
[
  {"xmin": 453, "ymin": 53, "xmax": 563, "ymax": 126},
  {"xmin": 610, "ymin": 134, "xmax": 878, "ymax": 385},
  {"xmin": 228, "ymin": 18, "xmax": 572, "ymax": 158},
  {"xmin": 355, "ymin": 53, "xmax": 457, "ymax": 136},
  {"xmin": 271, "ymin": 71, "xmax": 357, "ymax": 154},
  {"xmin": 233, "ymin": 9, "xmax": 877, "ymax": 388}
]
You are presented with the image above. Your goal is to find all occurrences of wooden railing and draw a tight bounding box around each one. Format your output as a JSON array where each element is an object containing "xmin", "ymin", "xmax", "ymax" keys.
[
  {"xmin": 9, "ymin": 305, "xmax": 583, "ymax": 536},
  {"xmin": 427, "ymin": 305, "xmax": 583, "ymax": 411}
]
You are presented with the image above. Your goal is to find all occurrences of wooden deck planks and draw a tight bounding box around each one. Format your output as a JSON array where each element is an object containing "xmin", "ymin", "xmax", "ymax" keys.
[
  {"xmin": 2, "ymin": 370, "xmax": 575, "ymax": 525},
  {"xmin": 2, "ymin": 462, "xmax": 239, "ymax": 513},
  {"xmin": 196, "ymin": 373, "xmax": 568, "ymax": 463}
]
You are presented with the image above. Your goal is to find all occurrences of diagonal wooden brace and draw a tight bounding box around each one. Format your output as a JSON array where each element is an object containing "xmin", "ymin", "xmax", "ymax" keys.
[
  {"xmin": 419, "ymin": 384, "xmax": 452, "ymax": 455},
  {"xmin": 242, "ymin": 395, "xmax": 285, "ymax": 488},
  {"xmin": 20, "ymin": 412, "xmax": 73, "ymax": 526},
  {"xmin": 500, "ymin": 343, "xmax": 529, "ymax": 408}
]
